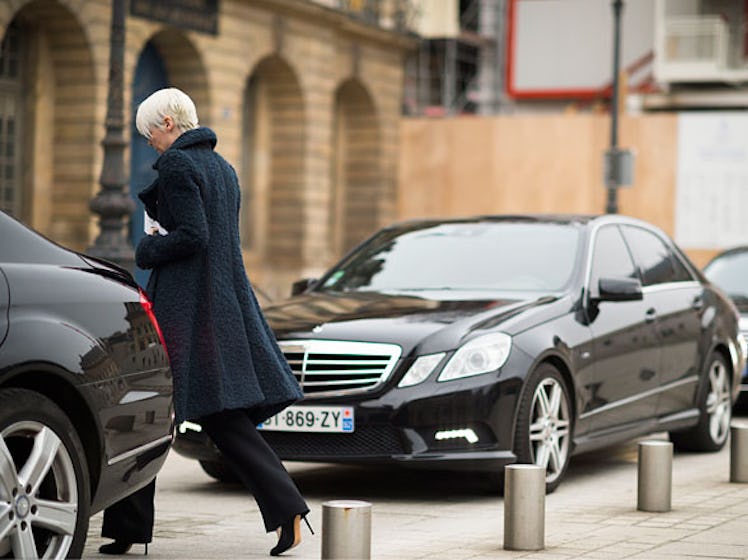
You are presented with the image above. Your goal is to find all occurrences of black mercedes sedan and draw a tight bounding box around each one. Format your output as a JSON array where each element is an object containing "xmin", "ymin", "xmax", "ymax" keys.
[
  {"xmin": 175, "ymin": 214, "xmax": 743, "ymax": 492},
  {"xmin": 0, "ymin": 211, "xmax": 173, "ymax": 558}
]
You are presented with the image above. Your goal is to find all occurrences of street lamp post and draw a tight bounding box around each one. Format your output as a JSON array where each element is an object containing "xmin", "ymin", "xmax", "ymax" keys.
[
  {"xmin": 88, "ymin": 0, "xmax": 135, "ymax": 272},
  {"xmin": 605, "ymin": 0, "xmax": 623, "ymax": 214}
]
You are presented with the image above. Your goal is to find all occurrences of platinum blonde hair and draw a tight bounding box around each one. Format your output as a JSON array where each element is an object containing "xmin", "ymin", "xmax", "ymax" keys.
[{"xmin": 135, "ymin": 87, "xmax": 199, "ymax": 140}]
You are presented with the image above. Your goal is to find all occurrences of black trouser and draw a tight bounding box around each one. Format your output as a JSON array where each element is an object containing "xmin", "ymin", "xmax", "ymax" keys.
[
  {"xmin": 101, "ymin": 478, "xmax": 155, "ymax": 544},
  {"xmin": 199, "ymin": 408, "xmax": 309, "ymax": 532},
  {"xmin": 102, "ymin": 408, "xmax": 308, "ymax": 540}
]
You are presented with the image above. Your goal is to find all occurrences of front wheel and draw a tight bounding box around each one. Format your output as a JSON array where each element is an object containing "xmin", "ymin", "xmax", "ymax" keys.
[
  {"xmin": 513, "ymin": 364, "xmax": 573, "ymax": 493},
  {"xmin": 670, "ymin": 352, "xmax": 732, "ymax": 452},
  {"xmin": 0, "ymin": 388, "xmax": 90, "ymax": 559}
]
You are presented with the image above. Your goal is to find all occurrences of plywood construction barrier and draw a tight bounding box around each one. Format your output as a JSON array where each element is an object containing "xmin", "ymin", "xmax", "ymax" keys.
[{"xmin": 397, "ymin": 113, "xmax": 718, "ymax": 268}]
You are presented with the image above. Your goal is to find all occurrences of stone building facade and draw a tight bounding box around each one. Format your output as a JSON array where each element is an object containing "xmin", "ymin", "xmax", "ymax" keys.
[{"xmin": 0, "ymin": 0, "xmax": 415, "ymax": 298}]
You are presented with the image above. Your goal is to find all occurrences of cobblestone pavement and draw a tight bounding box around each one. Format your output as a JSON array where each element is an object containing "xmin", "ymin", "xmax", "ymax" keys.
[{"xmin": 85, "ymin": 423, "xmax": 748, "ymax": 559}]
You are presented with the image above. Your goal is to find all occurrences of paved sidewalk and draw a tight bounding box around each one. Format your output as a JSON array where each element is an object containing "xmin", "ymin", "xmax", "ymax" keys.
[{"xmin": 86, "ymin": 429, "xmax": 748, "ymax": 559}]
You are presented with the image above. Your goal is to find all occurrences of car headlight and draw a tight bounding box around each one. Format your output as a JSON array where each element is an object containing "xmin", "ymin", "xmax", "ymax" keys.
[
  {"xmin": 398, "ymin": 353, "xmax": 446, "ymax": 387},
  {"xmin": 437, "ymin": 333, "xmax": 512, "ymax": 382}
]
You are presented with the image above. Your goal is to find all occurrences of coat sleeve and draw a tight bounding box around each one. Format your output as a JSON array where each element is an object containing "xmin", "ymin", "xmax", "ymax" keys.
[
  {"xmin": 135, "ymin": 151, "xmax": 209, "ymax": 269},
  {"xmin": 138, "ymin": 178, "xmax": 159, "ymax": 219}
]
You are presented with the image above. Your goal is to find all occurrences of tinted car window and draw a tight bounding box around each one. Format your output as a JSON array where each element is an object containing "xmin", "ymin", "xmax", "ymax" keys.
[
  {"xmin": 0, "ymin": 211, "xmax": 82, "ymax": 265},
  {"xmin": 621, "ymin": 226, "xmax": 693, "ymax": 286},
  {"xmin": 318, "ymin": 222, "xmax": 581, "ymax": 293},
  {"xmin": 590, "ymin": 225, "xmax": 637, "ymax": 292}
]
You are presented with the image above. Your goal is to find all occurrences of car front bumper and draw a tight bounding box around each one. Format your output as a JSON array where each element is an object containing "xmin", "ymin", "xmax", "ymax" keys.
[{"xmin": 173, "ymin": 372, "xmax": 523, "ymax": 472}]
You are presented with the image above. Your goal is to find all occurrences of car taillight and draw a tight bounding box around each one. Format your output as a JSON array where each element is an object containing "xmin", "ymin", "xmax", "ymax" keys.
[{"xmin": 139, "ymin": 289, "xmax": 168, "ymax": 358}]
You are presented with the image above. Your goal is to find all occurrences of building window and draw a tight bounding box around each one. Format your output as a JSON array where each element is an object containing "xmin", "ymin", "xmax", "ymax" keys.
[{"xmin": 0, "ymin": 23, "xmax": 23, "ymax": 217}]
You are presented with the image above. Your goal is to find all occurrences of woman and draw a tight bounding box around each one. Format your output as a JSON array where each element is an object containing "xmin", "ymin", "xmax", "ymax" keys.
[{"xmin": 99, "ymin": 88, "xmax": 310, "ymax": 557}]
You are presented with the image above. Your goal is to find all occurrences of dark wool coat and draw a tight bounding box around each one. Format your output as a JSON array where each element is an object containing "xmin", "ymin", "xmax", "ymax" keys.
[{"xmin": 136, "ymin": 127, "xmax": 302, "ymax": 424}]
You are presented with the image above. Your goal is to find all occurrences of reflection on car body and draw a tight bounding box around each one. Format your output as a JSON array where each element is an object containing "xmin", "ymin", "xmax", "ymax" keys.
[
  {"xmin": 0, "ymin": 210, "xmax": 173, "ymax": 558},
  {"xmin": 175, "ymin": 214, "xmax": 743, "ymax": 493}
]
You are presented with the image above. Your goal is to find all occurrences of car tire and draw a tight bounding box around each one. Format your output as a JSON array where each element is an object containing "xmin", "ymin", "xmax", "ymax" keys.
[
  {"xmin": 0, "ymin": 388, "xmax": 90, "ymax": 559},
  {"xmin": 199, "ymin": 459, "xmax": 239, "ymax": 483},
  {"xmin": 513, "ymin": 363, "xmax": 573, "ymax": 494},
  {"xmin": 670, "ymin": 352, "xmax": 732, "ymax": 452}
]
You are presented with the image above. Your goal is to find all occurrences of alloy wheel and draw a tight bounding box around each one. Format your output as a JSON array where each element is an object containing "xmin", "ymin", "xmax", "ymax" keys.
[
  {"xmin": 0, "ymin": 420, "xmax": 78, "ymax": 559},
  {"xmin": 706, "ymin": 358, "xmax": 731, "ymax": 445},
  {"xmin": 528, "ymin": 377, "xmax": 571, "ymax": 484}
]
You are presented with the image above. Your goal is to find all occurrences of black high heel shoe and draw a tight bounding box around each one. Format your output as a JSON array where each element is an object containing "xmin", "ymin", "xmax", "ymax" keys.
[
  {"xmin": 270, "ymin": 514, "xmax": 313, "ymax": 556},
  {"xmin": 98, "ymin": 541, "xmax": 149, "ymax": 555}
]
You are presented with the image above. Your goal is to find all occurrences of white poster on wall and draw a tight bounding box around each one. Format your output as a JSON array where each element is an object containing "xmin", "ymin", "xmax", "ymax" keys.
[{"xmin": 675, "ymin": 113, "xmax": 748, "ymax": 249}]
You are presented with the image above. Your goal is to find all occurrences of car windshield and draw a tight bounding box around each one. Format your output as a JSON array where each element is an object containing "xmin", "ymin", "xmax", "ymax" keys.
[
  {"xmin": 317, "ymin": 221, "xmax": 581, "ymax": 293},
  {"xmin": 704, "ymin": 251, "xmax": 748, "ymax": 301}
]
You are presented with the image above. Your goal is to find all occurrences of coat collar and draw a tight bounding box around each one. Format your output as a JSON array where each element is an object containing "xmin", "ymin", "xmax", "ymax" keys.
[
  {"xmin": 140, "ymin": 127, "xmax": 216, "ymax": 209},
  {"xmin": 153, "ymin": 127, "xmax": 217, "ymax": 169}
]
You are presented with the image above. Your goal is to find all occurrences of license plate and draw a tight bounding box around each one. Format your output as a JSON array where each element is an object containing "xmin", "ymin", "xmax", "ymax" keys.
[{"xmin": 257, "ymin": 405, "xmax": 354, "ymax": 433}]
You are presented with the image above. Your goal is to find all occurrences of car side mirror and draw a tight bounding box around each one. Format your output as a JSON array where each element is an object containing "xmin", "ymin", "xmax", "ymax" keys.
[
  {"xmin": 291, "ymin": 278, "xmax": 317, "ymax": 296},
  {"xmin": 597, "ymin": 277, "xmax": 643, "ymax": 302}
]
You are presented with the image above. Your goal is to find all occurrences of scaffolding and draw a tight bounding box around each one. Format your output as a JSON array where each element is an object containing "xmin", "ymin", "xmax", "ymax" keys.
[
  {"xmin": 404, "ymin": 0, "xmax": 505, "ymax": 116},
  {"xmin": 335, "ymin": 0, "xmax": 419, "ymax": 32}
]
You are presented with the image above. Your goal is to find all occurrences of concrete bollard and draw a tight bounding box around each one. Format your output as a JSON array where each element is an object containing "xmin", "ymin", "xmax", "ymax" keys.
[
  {"xmin": 503, "ymin": 464, "xmax": 545, "ymax": 551},
  {"xmin": 730, "ymin": 422, "xmax": 748, "ymax": 483},
  {"xmin": 321, "ymin": 500, "xmax": 372, "ymax": 560},
  {"xmin": 637, "ymin": 440, "xmax": 672, "ymax": 512}
]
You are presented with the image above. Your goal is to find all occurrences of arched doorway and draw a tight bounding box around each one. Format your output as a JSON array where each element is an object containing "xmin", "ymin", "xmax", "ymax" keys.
[
  {"xmin": 1, "ymin": 2, "xmax": 97, "ymax": 247},
  {"xmin": 242, "ymin": 56, "xmax": 305, "ymax": 272},
  {"xmin": 331, "ymin": 80, "xmax": 381, "ymax": 255},
  {"xmin": 128, "ymin": 31, "xmax": 208, "ymax": 287},
  {"xmin": 130, "ymin": 42, "xmax": 169, "ymax": 287}
]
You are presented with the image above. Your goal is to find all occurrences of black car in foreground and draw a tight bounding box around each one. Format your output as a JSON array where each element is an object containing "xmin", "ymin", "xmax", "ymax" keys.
[
  {"xmin": 703, "ymin": 246, "xmax": 748, "ymax": 405},
  {"xmin": 0, "ymin": 211, "xmax": 173, "ymax": 558},
  {"xmin": 175, "ymin": 214, "xmax": 743, "ymax": 492}
]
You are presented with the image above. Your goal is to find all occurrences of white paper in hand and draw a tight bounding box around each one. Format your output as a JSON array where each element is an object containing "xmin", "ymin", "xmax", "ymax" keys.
[{"xmin": 144, "ymin": 211, "xmax": 167, "ymax": 235}]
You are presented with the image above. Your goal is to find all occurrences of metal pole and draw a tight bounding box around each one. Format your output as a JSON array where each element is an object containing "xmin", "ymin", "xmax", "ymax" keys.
[
  {"xmin": 637, "ymin": 440, "xmax": 672, "ymax": 512},
  {"xmin": 88, "ymin": 0, "xmax": 135, "ymax": 272},
  {"xmin": 503, "ymin": 464, "xmax": 545, "ymax": 551},
  {"xmin": 730, "ymin": 422, "xmax": 748, "ymax": 483},
  {"xmin": 606, "ymin": 0, "xmax": 624, "ymax": 214},
  {"xmin": 443, "ymin": 38, "xmax": 457, "ymax": 115},
  {"xmin": 321, "ymin": 500, "xmax": 371, "ymax": 559}
]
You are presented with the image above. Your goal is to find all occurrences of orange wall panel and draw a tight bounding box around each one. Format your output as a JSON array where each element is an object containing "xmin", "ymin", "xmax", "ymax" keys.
[{"xmin": 399, "ymin": 113, "xmax": 678, "ymax": 224}]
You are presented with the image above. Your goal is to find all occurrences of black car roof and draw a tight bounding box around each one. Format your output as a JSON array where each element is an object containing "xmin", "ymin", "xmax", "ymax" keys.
[
  {"xmin": 708, "ymin": 246, "xmax": 748, "ymax": 259},
  {"xmin": 387, "ymin": 213, "xmax": 652, "ymax": 230},
  {"xmin": 704, "ymin": 246, "xmax": 748, "ymax": 271}
]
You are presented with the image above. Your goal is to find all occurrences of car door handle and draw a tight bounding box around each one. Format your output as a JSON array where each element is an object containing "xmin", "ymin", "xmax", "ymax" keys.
[
  {"xmin": 645, "ymin": 308, "xmax": 656, "ymax": 323},
  {"xmin": 692, "ymin": 296, "xmax": 704, "ymax": 310}
]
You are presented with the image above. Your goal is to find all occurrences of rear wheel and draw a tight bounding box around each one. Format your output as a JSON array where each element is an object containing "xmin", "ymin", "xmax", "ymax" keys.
[
  {"xmin": 0, "ymin": 388, "xmax": 90, "ymax": 559},
  {"xmin": 670, "ymin": 352, "xmax": 732, "ymax": 452},
  {"xmin": 513, "ymin": 364, "xmax": 573, "ymax": 493}
]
